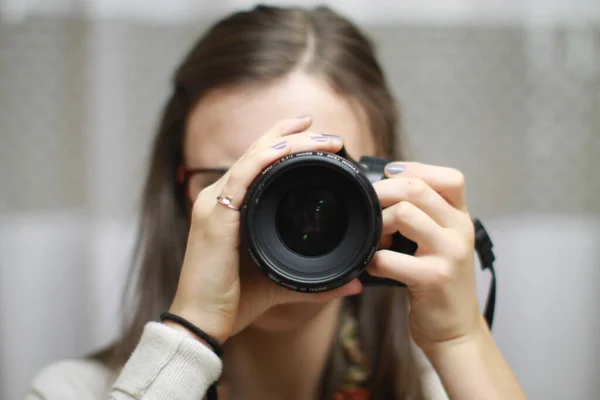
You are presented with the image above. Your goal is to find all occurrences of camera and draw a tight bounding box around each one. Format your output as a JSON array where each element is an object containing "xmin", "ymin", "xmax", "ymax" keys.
[{"xmin": 240, "ymin": 147, "xmax": 417, "ymax": 293}]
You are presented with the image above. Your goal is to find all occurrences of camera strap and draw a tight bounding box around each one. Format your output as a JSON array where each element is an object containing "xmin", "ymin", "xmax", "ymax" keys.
[
  {"xmin": 473, "ymin": 218, "xmax": 496, "ymax": 329},
  {"xmin": 349, "ymin": 153, "xmax": 498, "ymax": 329}
]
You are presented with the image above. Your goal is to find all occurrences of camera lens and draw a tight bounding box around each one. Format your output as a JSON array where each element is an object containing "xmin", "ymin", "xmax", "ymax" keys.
[
  {"xmin": 276, "ymin": 186, "xmax": 348, "ymax": 257},
  {"xmin": 241, "ymin": 152, "xmax": 382, "ymax": 292}
]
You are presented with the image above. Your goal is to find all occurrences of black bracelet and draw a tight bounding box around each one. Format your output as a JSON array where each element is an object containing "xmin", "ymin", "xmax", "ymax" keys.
[{"xmin": 160, "ymin": 312, "xmax": 224, "ymax": 358}]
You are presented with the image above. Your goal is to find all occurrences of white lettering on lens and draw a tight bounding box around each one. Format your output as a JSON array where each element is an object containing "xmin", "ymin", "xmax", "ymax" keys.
[
  {"xmin": 248, "ymin": 249, "xmax": 260, "ymax": 266},
  {"xmin": 261, "ymin": 165, "xmax": 273, "ymax": 175},
  {"xmin": 341, "ymin": 159, "xmax": 359, "ymax": 173},
  {"xmin": 279, "ymin": 282, "xmax": 298, "ymax": 290}
]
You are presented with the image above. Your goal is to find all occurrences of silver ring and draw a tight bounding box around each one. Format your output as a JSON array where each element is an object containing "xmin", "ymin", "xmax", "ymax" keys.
[{"xmin": 216, "ymin": 195, "xmax": 240, "ymax": 211}]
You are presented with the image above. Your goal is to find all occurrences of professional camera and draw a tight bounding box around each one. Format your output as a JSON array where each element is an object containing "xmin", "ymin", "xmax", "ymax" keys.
[{"xmin": 240, "ymin": 147, "xmax": 417, "ymax": 293}]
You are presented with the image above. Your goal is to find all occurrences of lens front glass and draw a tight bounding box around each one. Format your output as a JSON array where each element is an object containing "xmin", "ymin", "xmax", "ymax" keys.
[
  {"xmin": 276, "ymin": 186, "xmax": 348, "ymax": 257},
  {"xmin": 244, "ymin": 158, "xmax": 381, "ymax": 289}
]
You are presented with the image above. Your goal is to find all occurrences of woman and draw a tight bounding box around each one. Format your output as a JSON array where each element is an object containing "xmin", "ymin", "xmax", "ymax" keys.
[{"xmin": 28, "ymin": 5, "xmax": 526, "ymax": 400}]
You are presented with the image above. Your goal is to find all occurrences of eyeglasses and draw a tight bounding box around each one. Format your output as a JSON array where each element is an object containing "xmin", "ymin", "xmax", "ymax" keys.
[{"xmin": 177, "ymin": 166, "xmax": 229, "ymax": 198}]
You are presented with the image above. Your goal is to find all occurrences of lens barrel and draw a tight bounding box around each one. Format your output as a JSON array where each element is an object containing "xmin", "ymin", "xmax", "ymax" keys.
[{"xmin": 240, "ymin": 151, "xmax": 382, "ymax": 292}]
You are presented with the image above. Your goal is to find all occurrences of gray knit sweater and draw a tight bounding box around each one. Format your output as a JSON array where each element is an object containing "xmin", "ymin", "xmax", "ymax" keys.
[{"xmin": 26, "ymin": 322, "xmax": 447, "ymax": 399}]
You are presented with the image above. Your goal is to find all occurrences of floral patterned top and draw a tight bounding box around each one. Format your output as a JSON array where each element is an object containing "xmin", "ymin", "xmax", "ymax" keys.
[
  {"xmin": 332, "ymin": 308, "xmax": 371, "ymax": 400},
  {"xmin": 214, "ymin": 306, "xmax": 371, "ymax": 400}
]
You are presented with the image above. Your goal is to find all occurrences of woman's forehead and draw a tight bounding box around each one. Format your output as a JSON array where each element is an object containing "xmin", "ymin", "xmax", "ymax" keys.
[{"xmin": 184, "ymin": 73, "xmax": 374, "ymax": 168}]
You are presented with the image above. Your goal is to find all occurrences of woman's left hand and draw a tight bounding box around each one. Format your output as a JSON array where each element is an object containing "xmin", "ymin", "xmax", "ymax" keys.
[{"xmin": 367, "ymin": 162, "xmax": 485, "ymax": 352}]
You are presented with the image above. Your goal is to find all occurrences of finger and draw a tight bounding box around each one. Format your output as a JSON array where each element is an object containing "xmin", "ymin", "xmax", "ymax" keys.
[
  {"xmin": 243, "ymin": 130, "xmax": 342, "ymax": 166},
  {"xmin": 373, "ymin": 177, "xmax": 464, "ymax": 229},
  {"xmin": 367, "ymin": 250, "xmax": 430, "ymax": 287},
  {"xmin": 210, "ymin": 131, "xmax": 344, "ymax": 224},
  {"xmin": 198, "ymin": 116, "xmax": 313, "ymax": 195},
  {"xmin": 384, "ymin": 162, "xmax": 467, "ymax": 211},
  {"xmin": 262, "ymin": 115, "xmax": 314, "ymax": 140},
  {"xmin": 382, "ymin": 201, "xmax": 447, "ymax": 253},
  {"xmin": 234, "ymin": 115, "xmax": 314, "ymax": 167}
]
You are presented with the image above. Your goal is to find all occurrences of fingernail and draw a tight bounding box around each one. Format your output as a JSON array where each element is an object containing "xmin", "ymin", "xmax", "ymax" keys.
[
  {"xmin": 311, "ymin": 135, "xmax": 329, "ymax": 142},
  {"xmin": 296, "ymin": 114, "xmax": 311, "ymax": 119},
  {"xmin": 323, "ymin": 134, "xmax": 343, "ymax": 144},
  {"xmin": 272, "ymin": 141, "xmax": 288, "ymax": 150},
  {"xmin": 386, "ymin": 163, "xmax": 405, "ymax": 174}
]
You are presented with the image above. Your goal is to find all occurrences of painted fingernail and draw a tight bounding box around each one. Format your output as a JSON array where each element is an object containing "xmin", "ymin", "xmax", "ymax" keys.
[
  {"xmin": 311, "ymin": 135, "xmax": 329, "ymax": 142},
  {"xmin": 296, "ymin": 114, "xmax": 311, "ymax": 119},
  {"xmin": 386, "ymin": 163, "xmax": 405, "ymax": 174},
  {"xmin": 322, "ymin": 134, "xmax": 343, "ymax": 144},
  {"xmin": 272, "ymin": 141, "xmax": 288, "ymax": 150}
]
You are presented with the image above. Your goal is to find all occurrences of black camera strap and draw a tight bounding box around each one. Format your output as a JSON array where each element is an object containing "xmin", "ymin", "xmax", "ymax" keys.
[
  {"xmin": 350, "ymin": 153, "xmax": 498, "ymax": 329},
  {"xmin": 363, "ymin": 217, "xmax": 498, "ymax": 329},
  {"xmin": 473, "ymin": 218, "xmax": 496, "ymax": 329}
]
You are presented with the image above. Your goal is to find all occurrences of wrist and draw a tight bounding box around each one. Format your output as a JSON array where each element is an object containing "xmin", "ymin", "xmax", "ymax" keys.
[
  {"xmin": 416, "ymin": 317, "xmax": 527, "ymax": 399},
  {"xmin": 163, "ymin": 320, "xmax": 214, "ymax": 349},
  {"xmin": 160, "ymin": 312, "xmax": 226, "ymax": 358},
  {"xmin": 167, "ymin": 303, "xmax": 231, "ymax": 344},
  {"xmin": 420, "ymin": 316, "xmax": 492, "ymax": 365}
]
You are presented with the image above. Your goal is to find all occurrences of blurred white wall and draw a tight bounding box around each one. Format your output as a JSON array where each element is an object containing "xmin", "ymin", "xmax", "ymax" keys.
[
  {"xmin": 1, "ymin": 1, "xmax": 599, "ymax": 399},
  {"xmin": 3, "ymin": 0, "xmax": 600, "ymax": 25}
]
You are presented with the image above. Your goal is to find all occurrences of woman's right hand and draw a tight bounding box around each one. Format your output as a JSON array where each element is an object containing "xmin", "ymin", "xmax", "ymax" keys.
[{"xmin": 167, "ymin": 116, "xmax": 362, "ymax": 344}]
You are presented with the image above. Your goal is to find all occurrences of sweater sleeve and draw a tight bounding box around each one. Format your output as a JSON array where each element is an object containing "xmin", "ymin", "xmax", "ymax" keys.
[
  {"xmin": 110, "ymin": 322, "xmax": 223, "ymax": 400},
  {"xmin": 26, "ymin": 322, "xmax": 222, "ymax": 400}
]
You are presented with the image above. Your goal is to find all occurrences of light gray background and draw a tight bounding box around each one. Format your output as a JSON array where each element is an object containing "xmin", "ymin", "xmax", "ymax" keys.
[{"xmin": 1, "ymin": 3, "xmax": 599, "ymax": 400}]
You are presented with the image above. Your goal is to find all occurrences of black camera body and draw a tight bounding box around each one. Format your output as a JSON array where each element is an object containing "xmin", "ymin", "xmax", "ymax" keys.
[{"xmin": 240, "ymin": 147, "xmax": 416, "ymax": 293}]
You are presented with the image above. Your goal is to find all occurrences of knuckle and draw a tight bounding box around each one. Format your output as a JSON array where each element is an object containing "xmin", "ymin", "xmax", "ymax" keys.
[
  {"xmin": 447, "ymin": 238, "xmax": 471, "ymax": 264},
  {"xmin": 463, "ymin": 219, "xmax": 476, "ymax": 246},
  {"xmin": 227, "ymin": 167, "xmax": 246, "ymax": 189},
  {"xmin": 394, "ymin": 201, "xmax": 413, "ymax": 223},
  {"xmin": 429, "ymin": 261, "xmax": 453, "ymax": 289},
  {"xmin": 450, "ymin": 168, "xmax": 466, "ymax": 189},
  {"xmin": 406, "ymin": 178, "xmax": 428, "ymax": 199},
  {"xmin": 191, "ymin": 194, "xmax": 210, "ymax": 222}
]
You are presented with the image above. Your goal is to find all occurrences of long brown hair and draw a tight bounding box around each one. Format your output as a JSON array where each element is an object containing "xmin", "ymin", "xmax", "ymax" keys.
[{"xmin": 99, "ymin": 5, "xmax": 423, "ymax": 399}]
